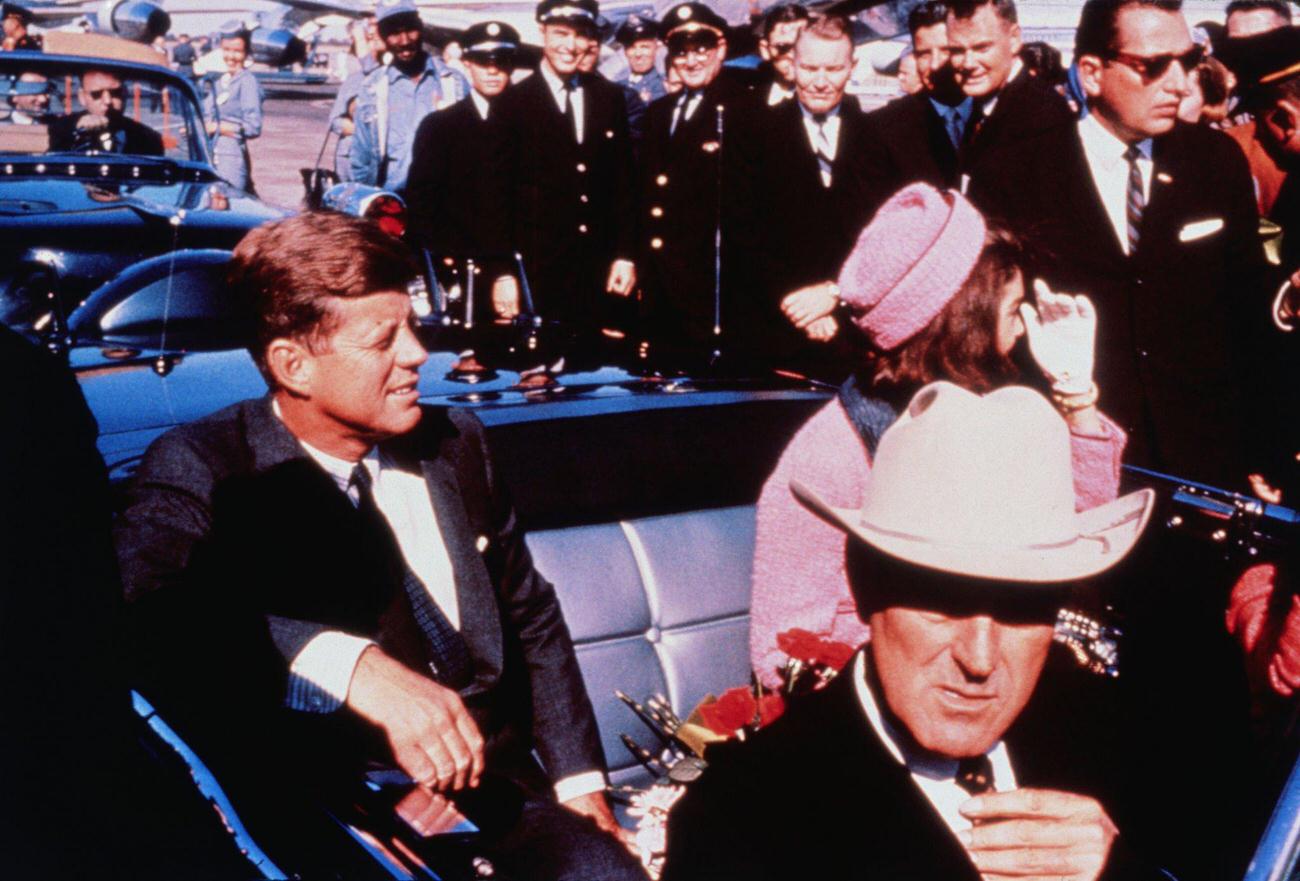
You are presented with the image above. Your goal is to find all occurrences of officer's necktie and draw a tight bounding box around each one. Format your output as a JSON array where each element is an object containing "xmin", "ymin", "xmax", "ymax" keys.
[
  {"xmin": 1124, "ymin": 144, "xmax": 1145, "ymax": 256},
  {"xmin": 670, "ymin": 89, "xmax": 699, "ymax": 136},
  {"xmin": 562, "ymin": 75, "xmax": 579, "ymax": 143},
  {"xmin": 955, "ymin": 754, "xmax": 995, "ymax": 797},
  {"xmin": 349, "ymin": 464, "xmax": 473, "ymax": 689},
  {"xmin": 812, "ymin": 112, "xmax": 833, "ymax": 187}
]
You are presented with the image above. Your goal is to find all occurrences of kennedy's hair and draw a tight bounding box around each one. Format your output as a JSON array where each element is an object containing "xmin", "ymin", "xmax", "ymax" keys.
[
  {"xmin": 947, "ymin": 0, "xmax": 1018, "ymax": 25},
  {"xmin": 1075, "ymin": 0, "xmax": 1183, "ymax": 59},
  {"xmin": 761, "ymin": 3, "xmax": 811, "ymax": 40},
  {"xmin": 908, "ymin": 1, "xmax": 949, "ymax": 37},
  {"xmin": 228, "ymin": 212, "xmax": 418, "ymax": 382},
  {"xmin": 862, "ymin": 223, "xmax": 1029, "ymax": 408},
  {"xmin": 1225, "ymin": 1, "xmax": 1292, "ymax": 23}
]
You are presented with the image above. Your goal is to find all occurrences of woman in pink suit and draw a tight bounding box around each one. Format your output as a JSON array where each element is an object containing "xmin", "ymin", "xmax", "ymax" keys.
[{"xmin": 750, "ymin": 183, "xmax": 1127, "ymax": 688}]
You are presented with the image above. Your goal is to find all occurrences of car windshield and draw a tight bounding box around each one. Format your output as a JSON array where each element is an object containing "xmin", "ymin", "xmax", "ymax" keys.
[{"xmin": 0, "ymin": 64, "xmax": 203, "ymax": 163}]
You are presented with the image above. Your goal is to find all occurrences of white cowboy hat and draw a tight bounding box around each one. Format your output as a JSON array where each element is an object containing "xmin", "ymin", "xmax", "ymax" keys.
[{"xmin": 792, "ymin": 382, "xmax": 1155, "ymax": 584}]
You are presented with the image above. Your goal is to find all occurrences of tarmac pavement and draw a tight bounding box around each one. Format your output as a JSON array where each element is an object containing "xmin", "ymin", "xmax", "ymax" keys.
[{"xmin": 247, "ymin": 86, "xmax": 337, "ymax": 211}]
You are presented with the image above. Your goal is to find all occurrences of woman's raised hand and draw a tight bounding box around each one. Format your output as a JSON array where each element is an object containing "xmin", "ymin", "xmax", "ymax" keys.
[{"xmin": 1020, "ymin": 279, "xmax": 1097, "ymax": 395}]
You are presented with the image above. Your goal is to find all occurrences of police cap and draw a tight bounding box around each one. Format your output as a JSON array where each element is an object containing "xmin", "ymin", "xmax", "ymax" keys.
[
  {"xmin": 375, "ymin": 0, "xmax": 421, "ymax": 28},
  {"xmin": 615, "ymin": 14, "xmax": 656, "ymax": 46},
  {"xmin": 1221, "ymin": 25, "xmax": 1300, "ymax": 94},
  {"xmin": 1, "ymin": 2, "xmax": 33, "ymax": 24},
  {"xmin": 536, "ymin": 0, "xmax": 600, "ymax": 28},
  {"xmin": 463, "ymin": 20, "xmax": 521, "ymax": 61},
  {"xmin": 659, "ymin": 3, "xmax": 726, "ymax": 41}
]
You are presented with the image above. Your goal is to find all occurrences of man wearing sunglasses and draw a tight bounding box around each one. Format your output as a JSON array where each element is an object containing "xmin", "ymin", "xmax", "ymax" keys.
[
  {"xmin": 48, "ymin": 69, "xmax": 164, "ymax": 156},
  {"xmin": 756, "ymin": 3, "xmax": 809, "ymax": 108}
]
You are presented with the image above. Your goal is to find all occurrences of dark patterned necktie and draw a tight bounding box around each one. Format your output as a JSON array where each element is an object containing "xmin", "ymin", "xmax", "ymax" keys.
[
  {"xmin": 955, "ymin": 754, "xmax": 995, "ymax": 797},
  {"xmin": 1124, "ymin": 144, "xmax": 1145, "ymax": 256},
  {"xmin": 349, "ymin": 464, "xmax": 473, "ymax": 689}
]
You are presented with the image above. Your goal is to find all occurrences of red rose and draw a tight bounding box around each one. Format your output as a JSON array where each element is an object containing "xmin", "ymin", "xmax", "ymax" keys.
[
  {"xmin": 814, "ymin": 639, "xmax": 855, "ymax": 672},
  {"xmin": 699, "ymin": 687, "xmax": 758, "ymax": 736},
  {"xmin": 757, "ymin": 692, "xmax": 785, "ymax": 727},
  {"xmin": 776, "ymin": 628, "xmax": 826, "ymax": 664}
]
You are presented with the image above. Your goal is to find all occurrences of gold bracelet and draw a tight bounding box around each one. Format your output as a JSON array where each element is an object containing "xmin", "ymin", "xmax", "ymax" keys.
[{"xmin": 1051, "ymin": 382, "xmax": 1099, "ymax": 413}]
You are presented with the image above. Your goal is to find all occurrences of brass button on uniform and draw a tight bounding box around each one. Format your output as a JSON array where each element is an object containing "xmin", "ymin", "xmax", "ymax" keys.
[
  {"xmin": 650, "ymin": 206, "xmax": 663, "ymax": 218},
  {"xmin": 578, "ymin": 224, "xmax": 588, "ymax": 234},
  {"xmin": 650, "ymin": 237, "xmax": 663, "ymax": 249},
  {"xmin": 655, "ymin": 174, "xmax": 668, "ymax": 186},
  {"xmin": 576, "ymin": 162, "xmax": 587, "ymax": 172},
  {"xmin": 580, "ymin": 194, "xmax": 589, "ymax": 203}
]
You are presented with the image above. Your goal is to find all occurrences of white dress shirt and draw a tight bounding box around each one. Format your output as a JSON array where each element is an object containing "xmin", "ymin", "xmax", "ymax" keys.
[
  {"xmin": 767, "ymin": 81, "xmax": 794, "ymax": 106},
  {"xmin": 670, "ymin": 88, "xmax": 705, "ymax": 134},
  {"xmin": 800, "ymin": 103, "xmax": 841, "ymax": 188},
  {"xmin": 471, "ymin": 89, "xmax": 490, "ymax": 120},
  {"xmin": 1077, "ymin": 112, "xmax": 1153, "ymax": 256},
  {"xmin": 540, "ymin": 62, "xmax": 584, "ymax": 144},
  {"xmin": 977, "ymin": 57, "xmax": 1024, "ymax": 119},
  {"xmin": 276, "ymin": 406, "xmax": 603, "ymax": 802},
  {"xmin": 853, "ymin": 651, "xmax": 1018, "ymax": 840}
]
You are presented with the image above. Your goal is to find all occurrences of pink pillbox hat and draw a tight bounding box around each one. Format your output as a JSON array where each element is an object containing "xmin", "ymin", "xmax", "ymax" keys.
[{"xmin": 836, "ymin": 183, "xmax": 987, "ymax": 351}]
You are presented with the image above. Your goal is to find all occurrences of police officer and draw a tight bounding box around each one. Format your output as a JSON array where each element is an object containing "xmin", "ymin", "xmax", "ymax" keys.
[
  {"xmin": 328, "ymin": 17, "xmax": 383, "ymax": 182},
  {"xmin": 639, "ymin": 2, "xmax": 754, "ymax": 364},
  {"xmin": 407, "ymin": 21, "xmax": 519, "ymax": 319},
  {"xmin": 492, "ymin": 0, "xmax": 636, "ymax": 339},
  {"xmin": 203, "ymin": 26, "xmax": 263, "ymax": 193},
  {"xmin": 616, "ymin": 15, "xmax": 666, "ymax": 105},
  {"xmin": 350, "ymin": 0, "xmax": 468, "ymax": 191}
]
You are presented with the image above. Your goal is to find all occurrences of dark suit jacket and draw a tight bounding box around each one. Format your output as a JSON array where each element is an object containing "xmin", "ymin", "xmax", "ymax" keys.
[
  {"xmin": 406, "ymin": 95, "xmax": 510, "ymax": 295},
  {"xmin": 48, "ymin": 110, "xmax": 165, "ymax": 156},
  {"xmin": 961, "ymin": 68, "xmax": 1074, "ymax": 189},
  {"xmin": 115, "ymin": 397, "xmax": 603, "ymax": 794},
  {"xmin": 638, "ymin": 71, "xmax": 754, "ymax": 354},
  {"xmin": 492, "ymin": 70, "xmax": 636, "ymax": 327},
  {"xmin": 662, "ymin": 649, "xmax": 1170, "ymax": 881},
  {"xmin": 973, "ymin": 121, "xmax": 1270, "ymax": 486},
  {"xmin": 724, "ymin": 98, "xmax": 874, "ymax": 374},
  {"xmin": 859, "ymin": 91, "xmax": 962, "ymax": 214}
]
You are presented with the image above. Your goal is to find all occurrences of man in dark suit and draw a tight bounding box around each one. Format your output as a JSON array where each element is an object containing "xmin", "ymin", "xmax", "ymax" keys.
[
  {"xmin": 946, "ymin": 0, "xmax": 1073, "ymax": 192},
  {"xmin": 637, "ymin": 3, "xmax": 754, "ymax": 365},
  {"xmin": 48, "ymin": 69, "xmax": 165, "ymax": 155},
  {"xmin": 662, "ymin": 382, "xmax": 1169, "ymax": 880},
  {"xmin": 491, "ymin": 0, "xmax": 637, "ymax": 340},
  {"xmin": 972, "ymin": 0, "xmax": 1268, "ymax": 487},
  {"xmin": 114, "ymin": 213, "xmax": 642, "ymax": 881},
  {"xmin": 725, "ymin": 14, "xmax": 873, "ymax": 379},
  {"xmin": 406, "ymin": 21, "xmax": 519, "ymax": 321},
  {"xmin": 859, "ymin": 1, "xmax": 972, "ymax": 212}
]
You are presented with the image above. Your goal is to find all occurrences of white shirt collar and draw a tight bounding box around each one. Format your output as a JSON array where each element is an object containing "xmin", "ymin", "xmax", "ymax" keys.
[
  {"xmin": 767, "ymin": 80, "xmax": 794, "ymax": 106},
  {"xmin": 540, "ymin": 61, "xmax": 575, "ymax": 103},
  {"xmin": 980, "ymin": 57, "xmax": 1023, "ymax": 117},
  {"xmin": 1078, "ymin": 109, "xmax": 1152, "ymax": 163},
  {"xmin": 471, "ymin": 90, "xmax": 490, "ymax": 119},
  {"xmin": 270, "ymin": 397, "xmax": 378, "ymax": 493}
]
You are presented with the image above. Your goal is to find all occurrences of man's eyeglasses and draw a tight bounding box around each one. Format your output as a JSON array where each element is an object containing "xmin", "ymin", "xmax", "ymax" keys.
[
  {"xmin": 769, "ymin": 41, "xmax": 796, "ymax": 57},
  {"xmin": 86, "ymin": 86, "xmax": 125, "ymax": 100},
  {"xmin": 1104, "ymin": 45, "xmax": 1203, "ymax": 83}
]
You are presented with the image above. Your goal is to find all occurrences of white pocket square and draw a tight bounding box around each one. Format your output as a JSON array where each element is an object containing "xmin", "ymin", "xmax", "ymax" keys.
[{"xmin": 1178, "ymin": 218, "xmax": 1224, "ymax": 242}]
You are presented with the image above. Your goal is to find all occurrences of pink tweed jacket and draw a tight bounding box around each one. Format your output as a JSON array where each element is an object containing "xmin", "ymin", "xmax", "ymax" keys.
[{"xmin": 750, "ymin": 398, "xmax": 1128, "ymax": 688}]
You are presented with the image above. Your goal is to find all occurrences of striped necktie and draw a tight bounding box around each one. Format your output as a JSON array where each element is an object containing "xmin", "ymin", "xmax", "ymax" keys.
[
  {"xmin": 812, "ymin": 112, "xmax": 833, "ymax": 187},
  {"xmin": 350, "ymin": 464, "xmax": 473, "ymax": 689},
  {"xmin": 1124, "ymin": 144, "xmax": 1145, "ymax": 256}
]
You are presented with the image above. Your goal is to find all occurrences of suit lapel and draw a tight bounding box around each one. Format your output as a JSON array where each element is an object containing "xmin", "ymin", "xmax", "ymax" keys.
[{"xmin": 1063, "ymin": 127, "xmax": 1128, "ymax": 266}]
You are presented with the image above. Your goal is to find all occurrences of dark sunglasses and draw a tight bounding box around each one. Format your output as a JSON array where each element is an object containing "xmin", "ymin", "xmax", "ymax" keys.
[
  {"xmin": 86, "ymin": 86, "xmax": 125, "ymax": 100},
  {"xmin": 769, "ymin": 41, "xmax": 796, "ymax": 56},
  {"xmin": 1105, "ymin": 44, "xmax": 1203, "ymax": 83},
  {"xmin": 667, "ymin": 34, "xmax": 719, "ymax": 58}
]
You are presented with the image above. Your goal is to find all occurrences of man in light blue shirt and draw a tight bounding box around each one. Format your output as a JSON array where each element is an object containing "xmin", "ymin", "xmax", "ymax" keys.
[{"xmin": 350, "ymin": 0, "xmax": 468, "ymax": 190}]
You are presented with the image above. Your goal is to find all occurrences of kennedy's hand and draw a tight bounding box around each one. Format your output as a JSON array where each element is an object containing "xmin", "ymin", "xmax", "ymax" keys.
[
  {"xmin": 395, "ymin": 787, "xmax": 470, "ymax": 838},
  {"xmin": 492, "ymin": 275, "xmax": 521, "ymax": 319},
  {"xmin": 346, "ymin": 646, "xmax": 484, "ymax": 792},
  {"xmin": 606, "ymin": 259, "xmax": 637, "ymax": 297},
  {"xmin": 780, "ymin": 282, "xmax": 839, "ymax": 330},
  {"xmin": 958, "ymin": 788, "xmax": 1118, "ymax": 881},
  {"xmin": 77, "ymin": 113, "xmax": 110, "ymax": 131}
]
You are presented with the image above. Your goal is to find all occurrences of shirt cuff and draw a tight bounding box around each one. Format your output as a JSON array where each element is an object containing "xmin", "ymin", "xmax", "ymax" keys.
[
  {"xmin": 286, "ymin": 631, "xmax": 375, "ymax": 713},
  {"xmin": 554, "ymin": 770, "xmax": 607, "ymax": 804}
]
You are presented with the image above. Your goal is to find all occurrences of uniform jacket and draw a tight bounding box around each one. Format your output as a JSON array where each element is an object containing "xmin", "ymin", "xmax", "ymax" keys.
[
  {"xmin": 619, "ymin": 67, "xmax": 666, "ymax": 106},
  {"xmin": 48, "ymin": 110, "xmax": 164, "ymax": 155},
  {"xmin": 350, "ymin": 56, "xmax": 469, "ymax": 190},
  {"xmin": 492, "ymin": 68, "xmax": 636, "ymax": 326},
  {"xmin": 114, "ymin": 397, "xmax": 605, "ymax": 791},
  {"xmin": 203, "ymin": 68, "xmax": 263, "ymax": 143},
  {"xmin": 663, "ymin": 649, "xmax": 1170, "ymax": 881},
  {"xmin": 724, "ymin": 97, "xmax": 874, "ymax": 368},
  {"xmin": 858, "ymin": 91, "xmax": 962, "ymax": 214},
  {"xmin": 637, "ymin": 70, "xmax": 753, "ymax": 352},
  {"xmin": 972, "ymin": 120, "xmax": 1270, "ymax": 486}
]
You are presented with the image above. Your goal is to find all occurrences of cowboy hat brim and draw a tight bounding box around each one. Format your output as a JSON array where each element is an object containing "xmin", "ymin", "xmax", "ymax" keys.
[{"xmin": 790, "ymin": 481, "xmax": 1156, "ymax": 584}]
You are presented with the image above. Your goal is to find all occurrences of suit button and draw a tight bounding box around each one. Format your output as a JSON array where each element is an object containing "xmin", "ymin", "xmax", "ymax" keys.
[
  {"xmin": 650, "ymin": 237, "xmax": 663, "ymax": 249},
  {"xmin": 578, "ymin": 224, "xmax": 588, "ymax": 234},
  {"xmin": 1139, "ymin": 349, "xmax": 1149, "ymax": 358},
  {"xmin": 656, "ymin": 174, "xmax": 668, "ymax": 186},
  {"xmin": 650, "ymin": 206, "xmax": 663, "ymax": 218},
  {"xmin": 580, "ymin": 194, "xmax": 589, "ymax": 203},
  {"xmin": 576, "ymin": 162, "xmax": 587, "ymax": 172}
]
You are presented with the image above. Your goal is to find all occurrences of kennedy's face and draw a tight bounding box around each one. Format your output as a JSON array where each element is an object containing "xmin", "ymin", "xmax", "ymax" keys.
[
  {"xmin": 80, "ymin": 70, "xmax": 124, "ymax": 117},
  {"xmin": 1082, "ymin": 6, "xmax": 1192, "ymax": 143},
  {"xmin": 542, "ymin": 23, "xmax": 596, "ymax": 76},
  {"xmin": 625, "ymin": 38, "xmax": 657, "ymax": 75},
  {"xmin": 794, "ymin": 33, "xmax": 852, "ymax": 115},
  {"xmin": 870, "ymin": 604, "xmax": 1053, "ymax": 757},
  {"xmin": 947, "ymin": 5, "xmax": 1021, "ymax": 98},
  {"xmin": 298, "ymin": 291, "xmax": 428, "ymax": 445}
]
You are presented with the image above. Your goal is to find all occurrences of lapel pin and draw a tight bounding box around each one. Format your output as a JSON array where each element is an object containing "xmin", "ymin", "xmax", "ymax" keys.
[
  {"xmin": 475, "ymin": 535, "xmax": 490, "ymax": 553},
  {"xmin": 1156, "ymin": 172, "xmax": 1173, "ymax": 184}
]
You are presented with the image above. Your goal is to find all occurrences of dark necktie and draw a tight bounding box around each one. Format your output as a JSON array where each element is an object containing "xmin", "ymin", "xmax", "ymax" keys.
[
  {"xmin": 812, "ymin": 112, "xmax": 833, "ymax": 186},
  {"xmin": 349, "ymin": 464, "xmax": 473, "ymax": 689},
  {"xmin": 955, "ymin": 754, "xmax": 995, "ymax": 797},
  {"xmin": 943, "ymin": 106, "xmax": 964, "ymax": 149},
  {"xmin": 670, "ymin": 88, "xmax": 700, "ymax": 136},
  {"xmin": 562, "ymin": 76, "xmax": 579, "ymax": 142},
  {"xmin": 1124, "ymin": 144, "xmax": 1145, "ymax": 256}
]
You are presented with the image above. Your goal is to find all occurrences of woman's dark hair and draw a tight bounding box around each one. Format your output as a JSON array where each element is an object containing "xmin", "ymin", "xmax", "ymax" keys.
[{"xmin": 861, "ymin": 222, "xmax": 1029, "ymax": 408}]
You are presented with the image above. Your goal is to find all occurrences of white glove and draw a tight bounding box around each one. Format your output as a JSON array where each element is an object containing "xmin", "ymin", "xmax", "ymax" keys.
[{"xmin": 1019, "ymin": 279, "xmax": 1096, "ymax": 395}]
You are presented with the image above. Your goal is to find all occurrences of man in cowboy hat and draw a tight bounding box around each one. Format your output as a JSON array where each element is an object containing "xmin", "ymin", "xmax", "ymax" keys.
[{"xmin": 662, "ymin": 381, "xmax": 1172, "ymax": 881}]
